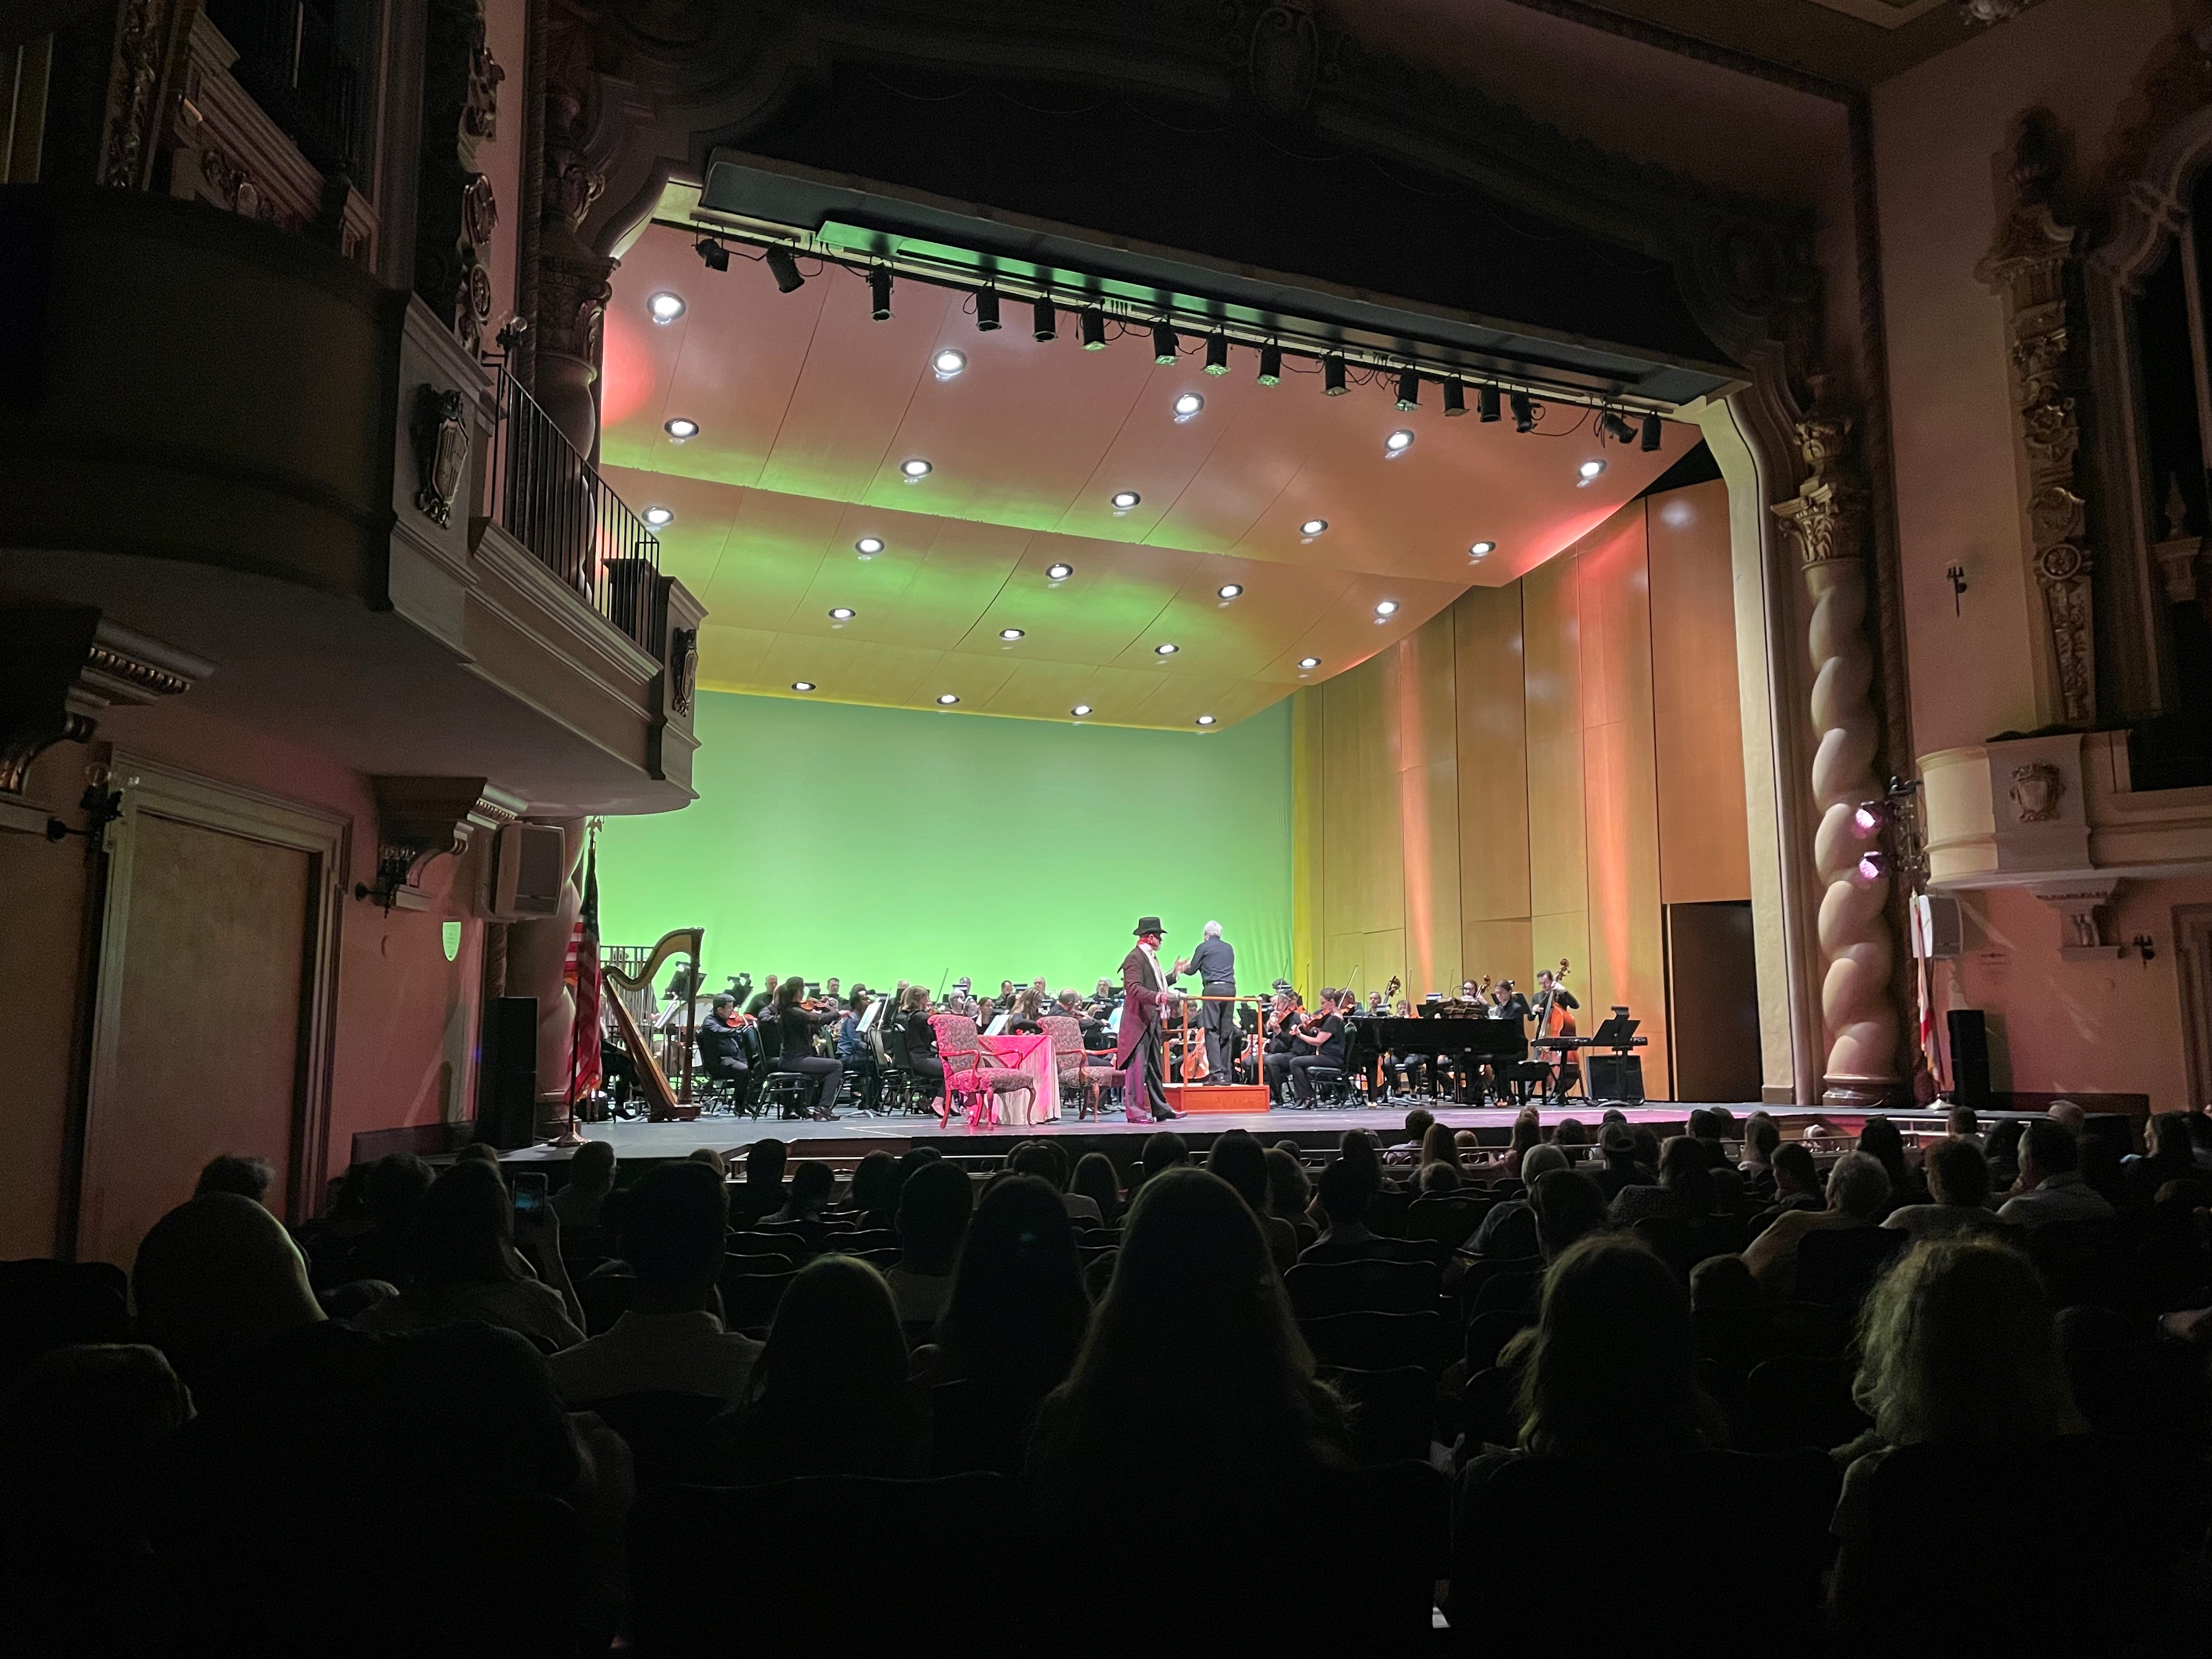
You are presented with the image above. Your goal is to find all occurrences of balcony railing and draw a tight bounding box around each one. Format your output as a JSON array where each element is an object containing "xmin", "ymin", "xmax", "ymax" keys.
[{"xmin": 488, "ymin": 366, "xmax": 664, "ymax": 655}]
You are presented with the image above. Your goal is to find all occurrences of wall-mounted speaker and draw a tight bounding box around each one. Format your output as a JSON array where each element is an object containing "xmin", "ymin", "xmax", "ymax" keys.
[
  {"xmin": 1946, "ymin": 1008, "xmax": 1989, "ymax": 1108},
  {"xmin": 1912, "ymin": 894, "xmax": 1963, "ymax": 960},
  {"xmin": 487, "ymin": 822, "xmax": 565, "ymax": 920},
  {"xmin": 476, "ymin": 995, "xmax": 539, "ymax": 1149}
]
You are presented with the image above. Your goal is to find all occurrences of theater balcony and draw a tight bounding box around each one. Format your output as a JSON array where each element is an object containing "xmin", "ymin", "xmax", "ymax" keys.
[{"xmin": 0, "ymin": 184, "xmax": 704, "ymax": 822}]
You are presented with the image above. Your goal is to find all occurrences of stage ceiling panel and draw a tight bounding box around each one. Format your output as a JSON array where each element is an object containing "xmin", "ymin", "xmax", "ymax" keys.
[{"xmin": 601, "ymin": 223, "xmax": 1702, "ymax": 730}]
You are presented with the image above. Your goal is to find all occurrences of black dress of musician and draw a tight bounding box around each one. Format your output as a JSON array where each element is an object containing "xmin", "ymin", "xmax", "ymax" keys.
[{"xmin": 772, "ymin": 978, "xmax": 843, "ymax": 1119}]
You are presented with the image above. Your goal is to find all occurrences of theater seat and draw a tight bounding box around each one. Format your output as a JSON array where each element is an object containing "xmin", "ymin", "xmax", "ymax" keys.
[
  {"xmin": 1285, "ymin": 1256, "xmax": 1442, "ymax": 1317},
  {"xmin": 1300, "ymin": 1308, "xmax": 1453, "ymax": 1374}
]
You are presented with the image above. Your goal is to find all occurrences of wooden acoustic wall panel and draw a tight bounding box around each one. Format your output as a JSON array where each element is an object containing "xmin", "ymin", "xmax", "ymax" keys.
[
  {"xmin": 1452, "ymin": 582, "xmax": 1532, "ymax": 985},
  {"xmin": 1648, "ymin": 478, "xmax": 1752, "ymax": 904},
  {"xmin": 1318, "ymin": 656, "xmax": 1404, "ymax": 997},
  {"xmin": 1521, "ymin": 554, "xmax": 1588, "ymax": 996},
  {"xmin": 1395, "ymin": 612, "xmax": 1463, "ymax": 998},
  {"xmin": 1574, "ymin": 504, "xmax": 1669, "ymax": 1094}
]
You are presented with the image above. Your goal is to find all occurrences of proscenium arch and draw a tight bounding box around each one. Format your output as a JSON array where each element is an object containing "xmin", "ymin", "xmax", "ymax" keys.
[{"xmin": 556, "ymin": 0, "xmax": 1835, "ymax": 1103}]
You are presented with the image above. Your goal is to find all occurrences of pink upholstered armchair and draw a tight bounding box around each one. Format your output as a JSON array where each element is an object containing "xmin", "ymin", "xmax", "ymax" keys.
[
  {"xmin": 1040, "ymin": 1015, "xmax": 1120, "ymax": 1121},
  {"xmin": 927, "ymin": 1013, "xmax": 1034, "ymax": 1130}
]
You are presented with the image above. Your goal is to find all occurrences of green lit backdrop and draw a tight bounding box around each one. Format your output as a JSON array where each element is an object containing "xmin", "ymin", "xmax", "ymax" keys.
[{"xmin": 597, "ymin": 691, "xmax": 1293, "ymax": 997}]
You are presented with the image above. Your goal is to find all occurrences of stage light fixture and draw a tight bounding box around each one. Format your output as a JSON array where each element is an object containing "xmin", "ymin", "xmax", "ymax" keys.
[
  {"xmin": 1469, "ymin": 540, "xmax": 1496, "ymax": 557},
  {"xmin": 792, "ymin": 681, "xmax": 815, "ymax": 692},
  {"xmin": 1322, "ymin": 356, "xmax": 1347, "ymax": 396},
  {"xmin": 1196, "ymin": 715, "xmax": 1217, "ymax": 726},
  {"xmin": 829, "ymin": 607, "xmax": 855, "ymax": 620},
  {"xmin": 1110, "ymin": 490, "xmax": 1142, "ymax": 510},
  {"xmin": 1152, "ymin": 323, "xmax": 1178, "ymax": 364},
  {"xmin": 1071, "ymin": 704, "xmax": 1092, "ymax": 717},
  {"xmin": 647, "ymin": 291, "xmax": 686, "ymax": 324},
  {"xmin": 1374, "ymin": 599, "xmax": 1400, "ymax": 617},
  {"xmin": 642, "ymin": 506, "xmax": 674, "ymax": 528},
  {"xmin": 1510, "ymin": 391, "xmax": 1536, "ymax": 432},
  {"xmin": 869, "ymin": 268, "xmax": 894, "ymax": 320},
  {"xmin": 764, "ymin": 247, "xmax": 804, "ymax": 292},
  {"xmin": 1857, "ymin": 851, "xmax": 1885, "ymax": 883},
  {"xmin": 1442, "ymin": 381, "xmax": 1466, "ymax": 417},
  {"xmin": 1080, "ymin": 308, "xmax": 1107, "ymax": 350},
  {"xmin": 1000, "ymin": 628, "xmax": 1025, "ymax": 640},
  {"xmin": 855, "ymin": 537, "xmax": 884, "ymax": 556},
  {"xmin": 1577, "ymin": 459, "xmax": 1606, "ymax": 483},
  {"xmin": 974, "ymin": 289, "xmax": 1001, "ymax": 331},
  {"xmin": 1599, "ymin": 409, "xmax": 1637, "ymax": 445},
  {"xmin": 1384, "ymin": 428, "xmax": 1415, "ymax": 456},
  {"xmin": 1257, "ymin": 343, "xmax": 1283, "ymax": 386},
  {"xmin": 1217, "ymin": 584, "xmax": 1243, "ymax": 599},
  {"xmin": 1204, "ymin": 334, "xmax": 1229, "ymax": 375},
  {"xmin": 1173, "ymin": 391, "xmax": 1204, "ymax": 420},
  {"xmin": 1477, "ymin": 385, "xmax": 1502, "ymax": 422},
  {"xmin": 1640, "ymin": 411, "xmax": 1663, "ymax": 453},
  {"xmin": 1046, "ymin": 562, "xmax": 1074, "ymax": 580},
  {"xmin": 1298, "ymin": 656, "xmax": 1322, "ymax": 670},
  {"xmin": 695, "ymin": 238, "xmax": 730, "ymax": 272},
  {"xmin": 937, "ymin": 693, "xmax": 961, "ymax": 706},
  {"xmin": 1395, "ymin": 370, "xmax": 1420, "ymax": 411},
  {"xmin": 1155, "ymin": 642, "xmax": 1178, "ymax": 656},
  {"xmin": 901, "ymin": 458, "xmax": 933, "ymax": 480},
  {"xmin": 933, "ymin": 347, "xmax": 968, "ymax": 378},
  {"xmin": 1032, "ymin": 298, "xmax": 1057, "ymax": 342},
  {"xmin": 664, "ymin": 417, "xmax": 698, "ymax": 441},
  {"xmin": 1300, "ymin": 518, "xmax": 1328, "ymax": 537}
]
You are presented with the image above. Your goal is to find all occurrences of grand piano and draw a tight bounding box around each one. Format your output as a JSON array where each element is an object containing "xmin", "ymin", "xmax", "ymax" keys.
[{"xmin": 1345, "ymin": 1010, "xmax": 1532, "ymax": 1104}]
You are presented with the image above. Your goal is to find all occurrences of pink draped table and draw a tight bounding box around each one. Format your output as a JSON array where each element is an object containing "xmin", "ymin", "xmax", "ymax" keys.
[{"xmin": 977, "ymin": 1031, "xmax": 1060, "ymax": 1125}]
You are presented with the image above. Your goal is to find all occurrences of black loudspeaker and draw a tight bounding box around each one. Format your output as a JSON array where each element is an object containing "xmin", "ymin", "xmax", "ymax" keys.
[
  {"xmin": 1946, "ymin": 1008, "xmax": 1990, "ymax": 1108},
  {"xmin": 476, "ymin": 996, "xmax": 539, "ymax": 1149},
  {"xmin": 1587, "ymin": 1054, "xmax": 1646, "ymax": 1105}
]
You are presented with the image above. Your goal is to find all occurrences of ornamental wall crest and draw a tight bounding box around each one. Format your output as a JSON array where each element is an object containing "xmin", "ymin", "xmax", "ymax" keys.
[{"xmin": 2008, "ymin": 761, "xmax": 2064, "ymax": 822}]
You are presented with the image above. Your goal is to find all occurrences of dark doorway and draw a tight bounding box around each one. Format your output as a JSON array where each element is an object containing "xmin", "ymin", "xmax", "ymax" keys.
[{"xmin": 1664, "ymin": 901, "xmax": 1761, "ymax": 1103}]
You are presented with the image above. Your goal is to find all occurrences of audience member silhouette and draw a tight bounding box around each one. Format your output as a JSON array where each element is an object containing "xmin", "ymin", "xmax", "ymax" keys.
[
  {"xmin": 1207, "ymin": 1129, "xmax": 1300, "ymax": 1267},
  {"xmin": 357, "ymin": 1160, "xmax": 583, "ymax": 1350},
  {"xmin": 731, "ymin": 1138, "xmax": 789, "ymax": 1229},
  {"xmin": 552, "ymin": 1139, "xmax": 617, "ymax": 1229},
  {"xmin": 885, "ymin": 1159, "xmax": 973, "ymax": 1327},
  {"xmin": 929, "ymin": 1174, "xmax": 1090, "ymax": 1409},
  {"xmin": 1882, "ymin": 1138, "xmax": 2004, "ymax": 1241},
  {"xmin": 1071, "ymin": 1151, "xmax": 1124, "ymax": 1226},
  {"xmin": 194, "ymin": 1152, "xmax": 275, "ymax": 1204},
  {"xmin": 848, "ymin": 1149, "xmax": 902, "ymax": 1231}
]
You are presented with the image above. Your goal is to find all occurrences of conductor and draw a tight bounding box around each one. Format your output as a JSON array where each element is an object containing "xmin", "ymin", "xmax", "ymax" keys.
[
  {"xmin": 1174, "ymin": 920, "xmax": 1238, "ymax": 1082},
  {"xmin": 1114, "ymin": 916, "xmax": 1182, "ymax": 1122}
]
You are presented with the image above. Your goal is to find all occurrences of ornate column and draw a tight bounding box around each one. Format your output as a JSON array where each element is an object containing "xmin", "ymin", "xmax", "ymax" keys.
[
  {"xmin": 413, "ymin": 0, "xmax": 504, "ymax": 356},
  {"xmin": 534, "ymin": 8, "xmax": 616, "ymax": 460},
  {"xmin": 1977, "ymin": 117, "xmax": 2094, "ymax": 729},
  {"xmin": 1774, "ymin": 386, "xmax": 1902, "ymax": 1107}
]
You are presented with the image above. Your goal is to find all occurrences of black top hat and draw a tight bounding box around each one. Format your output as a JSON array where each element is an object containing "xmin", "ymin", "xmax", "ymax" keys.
[{"xmin": 1132, "ymin": 916, "xmax": 1166, "ymax": 936}]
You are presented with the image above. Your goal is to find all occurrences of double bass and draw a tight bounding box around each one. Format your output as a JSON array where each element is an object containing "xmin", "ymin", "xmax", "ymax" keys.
[{"xmin": 1534, "ymin": 957, "xmax": 1577, "ymax": 1096}]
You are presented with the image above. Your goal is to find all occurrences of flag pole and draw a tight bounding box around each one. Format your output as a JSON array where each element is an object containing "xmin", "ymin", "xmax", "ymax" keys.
[{"xmin": 552, "ymin": 820, "xmax": 600, "ymax": 1148}]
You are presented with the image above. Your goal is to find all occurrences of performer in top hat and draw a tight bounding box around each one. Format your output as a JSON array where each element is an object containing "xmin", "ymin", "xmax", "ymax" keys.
[{"xmin": 1114, "ymin": 916, "xmax": 1182, "ymax": 1122}]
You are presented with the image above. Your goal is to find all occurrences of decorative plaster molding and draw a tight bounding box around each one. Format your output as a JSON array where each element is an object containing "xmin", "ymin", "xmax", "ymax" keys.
[
  {"xmin": 358, "ymin": 776, "xmax": 526, "ymax": 911},
  {"xmin": 2030, "ymin": 874, "xmax": 2123, "ymax": 958},
  {"xmin": 0, "ymin": 610, "xmax": 212, "ymax": 820},
  {"xmin": 416, "ymin": 0, "xmax": 505, "ymax": 354}
]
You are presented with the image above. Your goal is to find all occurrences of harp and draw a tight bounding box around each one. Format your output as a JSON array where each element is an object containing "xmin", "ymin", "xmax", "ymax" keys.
[{"xmin": 600, "ymin": 928, "xmax": 704, "ymax": 1121}]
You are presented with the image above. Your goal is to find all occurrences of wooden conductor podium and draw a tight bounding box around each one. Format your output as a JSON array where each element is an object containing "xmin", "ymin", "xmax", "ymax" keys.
[{"xmin": 1164, "ymin": 993, "xmax": 1271, "ymax": 1114}]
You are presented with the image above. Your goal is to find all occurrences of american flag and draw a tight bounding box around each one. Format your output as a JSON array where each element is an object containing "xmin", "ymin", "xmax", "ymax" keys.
[{"xmin": 565, "ymin": 833, "xmax": 603, "ymax": 1101}]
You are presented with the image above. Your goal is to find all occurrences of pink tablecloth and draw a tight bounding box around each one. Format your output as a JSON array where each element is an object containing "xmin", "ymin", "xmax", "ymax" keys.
[{"xmin": 979, "ymin": 1031, "xmax": 1060, "ymax": 1124}]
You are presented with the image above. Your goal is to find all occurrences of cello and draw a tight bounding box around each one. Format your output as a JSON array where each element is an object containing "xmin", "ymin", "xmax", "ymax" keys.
[{"xmin": 1534, "ymin": 957, "xmax": 1577, "ymax": 1098}]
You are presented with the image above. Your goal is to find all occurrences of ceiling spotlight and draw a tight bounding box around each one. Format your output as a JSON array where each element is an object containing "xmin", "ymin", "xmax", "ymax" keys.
[
  {"xmin": 1641, "ymin": 411, "xmax": 1663, "ymax": 453},
  {"xmin": 647, "ymin": 291, "xmax": 686, "ymax": 324},
  {"xmin": 1173, "ymin": 391, "xmax": 1205, "ymax": 420},
  {"xmin": 868, "ymin": 268, "xmax": 893, "ymax": 321},
  {"xmin": 663, "ymin": 417, "xmax": 699, "ymax": 440},
  {"xmin": 1470, "ymin": 540, "xmax": 1496, "ymax": 557},
  {"xmin": 1599, "ymin": 409, "xmax": 1638, "ymax": 445},
  {"xmin": 1298, "ymin": 656, "xmax": 1321, "ymax": 670},
  {"xmin": 1196, "ymin": 715, "xmax": 1217, "ymax": 726},
  {"xmin": 900, "ymin": 458, "xmax": 933, "ymax": 480},
  {"xmin": 791, "ymin": 681, "xmax": 815, "ymax": 692},
  {"xmin": 642, "ymin": 506, "xmax": 674, "ymax": 528},
  {"xmin": 1217, "ymin": 583, "xmax": 1243, "ymax": 600},
  {"xmin": 1032, "ymin": 298, "xmax": 1057, "ymax": 342},
  {"xmin": 1395, "ymin": 370, "xmax": 1420, "ymax": 411},
  {"xmin": 1323, "ymin": 356, "xmax": 1347, "ymax": 396},
  {"xmin": 855, "ymin": 537, "xmax": 884, "ymax": 556},
  {"xmin": 1478, "ymin": 385, "xmax": 1502, "ymax": 423},
  {"xmin": 1300, "ymin": 518, "xmax": 1329, "ymax": 537},
  {"xmin": 764, "ymin": 247, "xmax": 804, "ymax": 293},
  {"xmin": 1000, "ymin": 627, "xmax": 1025, "ymax": 640},
  {"xmin": 1257, "ymin": 343, "xmax": 1283, "ymax": 386},
  {"xmin": 1080, "ymin": 308, "xmax": 1107, "ymax": 351},
  {"xmin": 936, "ymin": 693, "xmax": 961, "ymax": 706},
  {"xmin": 1374, "ymin": 599, "xmax": 1400, "ymax": 617},
  {"xmin": 1046, "ymin": 562, "xmax": 1074, "ymax": 580},
  {"xmin": 694, "ymin": 238, "xmax": 730, "ymax": 273},
  {"xmin": 933, "ymin": 347, "xmax": 968, "ymax": 378},
  {"xmin": 1578, "ymin": 459, "xmax": 1607, "ymax": 482},
  {"xmin": 1071, "ymin": 704, "xmax": 1093, "ymax": 717},
  {"xmin": 1204, "ymin": 334, "xmax": 1229, "ymax": 376},
  {"xmin": 1152, "ymin": 323, "xmax": 1178, "ymax": 364},
  {"xmin": 974, "ymin": 289, "xmax": 1001, "ymax": 331},
  {"xmin": 1110, "ymin": 490, "xmax": 1141, "ymax": 510},
  {"xmin": 1384, "ymin": 429, "xmax": 1415, "ymax": 456},
  {"xmin": 1155, "ymin": 642, "xmax": 1178, "ymax": 656},
  {"xmin": 828, "ymin": 606, "xmax": 855, "ymax": 620},
  {"xmin": 1442, "ymin": 381, "xmax": 1466, "ymax": 417},
  {"xmin": 1510, "ymin": 391, "xmax": 1537, "ymax": 433}
]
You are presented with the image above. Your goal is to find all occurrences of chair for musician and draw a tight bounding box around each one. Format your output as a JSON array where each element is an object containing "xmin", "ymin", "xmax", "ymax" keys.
[
  {"xmin": 878, "ymin": 1020, "xmax": 930, "ymax": 1116},
  {"xmin": 749, "ymin": 1015, "xmax": 817, "ymax": 1120},
  {"xmin": 1040, "ymin": 1015, "xmax": 1119, "ymax": 1121},
  {"xmin": 927, "ymin": 1013, "xmax": 1034, "ymax": 1130}
]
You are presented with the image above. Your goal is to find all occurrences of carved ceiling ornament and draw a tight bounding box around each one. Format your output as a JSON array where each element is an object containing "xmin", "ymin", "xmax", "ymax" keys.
[
  {"xmin": 416, "ymin": 0, "xmax": 504, "ymax": 354},
  {"xmin": 1977, "ymin": 112, "xmax": 2095, "ymax": 729}
]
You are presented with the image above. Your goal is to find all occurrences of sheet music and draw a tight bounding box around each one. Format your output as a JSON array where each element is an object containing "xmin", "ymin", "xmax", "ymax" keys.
[
  {"xmin": 985, "ymin": 1011, "xmax": 1012, "ymax": 1036},
  {"xmin": 858, "ymin": 996, "xmax": 886, "ymax": 1034}
]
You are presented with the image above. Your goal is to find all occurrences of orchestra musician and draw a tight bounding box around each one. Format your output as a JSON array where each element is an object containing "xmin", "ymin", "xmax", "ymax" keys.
[
  {"xmin": 1058, "ymin": 989, "xmax": 1111, "ymax": 1052},
  {"xmin": 744, "ymin": 974, "xmax": 778, "ymax": 1017},
  {"xmin": 1262, "ymin": 989, "xmax": 1301, "ymax": 1103},
  {"xmin": 1387, "ymin": 998, "xmax": 1433, "ymax": 1098},
  {"xmin": 1490, "ymin": 979, "xmax": 1532, "ymax": 1022},
  {"xmin": 771, "ymin": 976, "xmax": 843, "ymax": 1120},
  {"xmin": 696, "ymin": 994, "xmax": 752, "ymax": 1102},
  {"xmin": 1114, "ymin": 916, "xmax": 1183, "ymax": 1123},
  {"xmin": 1286, "ymin": 988, "xmax": 1347, "ymax": 1107},
  {"xmin": 834, "ymin": 988, "xmax": 882, "ymax": 1114},
  {"xmin": 1531, "ymin": 968, "xmax": 1578, "ymax": 1029},
  {"xmin": 900, "ymin": 984, "xmax": 946, "ymax": 1103}
]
